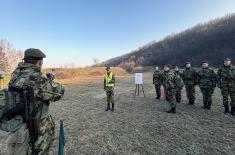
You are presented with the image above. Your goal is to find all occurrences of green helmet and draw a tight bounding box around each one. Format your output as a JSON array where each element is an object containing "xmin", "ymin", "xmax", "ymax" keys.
[{"xmin": 24, "ymin": 48, "xmax": 46, "ymax": 60}]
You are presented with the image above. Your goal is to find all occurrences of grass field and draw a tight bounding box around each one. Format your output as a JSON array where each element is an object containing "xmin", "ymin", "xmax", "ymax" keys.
[{"xmin": 0, "ymin": 72, "xmax": 235, "ymax": 155}]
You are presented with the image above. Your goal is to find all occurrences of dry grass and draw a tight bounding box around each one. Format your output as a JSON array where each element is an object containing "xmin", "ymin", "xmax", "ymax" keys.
[{"xmin": 1, "ymin": 72, "xmax": 235, "ymax": 155}]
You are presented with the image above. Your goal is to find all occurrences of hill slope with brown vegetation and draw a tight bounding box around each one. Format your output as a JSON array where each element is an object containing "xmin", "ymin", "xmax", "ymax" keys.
[{"xmin": 101, "ymin": 13, "xmax": 235, "ymax": 69}]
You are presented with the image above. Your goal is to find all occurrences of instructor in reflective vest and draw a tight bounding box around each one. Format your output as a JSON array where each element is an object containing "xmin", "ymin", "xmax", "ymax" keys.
[{"xmin": 104, "ymin": 67, "xmax": 115, "ymax": 111}]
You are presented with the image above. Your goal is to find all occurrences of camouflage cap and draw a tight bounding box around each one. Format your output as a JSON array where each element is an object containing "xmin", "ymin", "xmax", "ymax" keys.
[
  {"xmin": 24, "ymin": 48, "xmax": 46, "ymax": 60},
  {"xmin": 224, "ymin": 58, "xmax": 231, "ymax": 62}
]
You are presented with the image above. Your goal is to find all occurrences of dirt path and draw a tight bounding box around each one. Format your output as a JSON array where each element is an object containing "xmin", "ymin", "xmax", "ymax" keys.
[{"xmin": 1, "ymin": 73, "xmax": 235, "ymax": 155}]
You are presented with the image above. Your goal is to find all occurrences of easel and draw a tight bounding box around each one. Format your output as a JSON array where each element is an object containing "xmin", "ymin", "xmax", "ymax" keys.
[{"xmin": 134, "ymin": 84, "xmax": 145, "ymax": 97}]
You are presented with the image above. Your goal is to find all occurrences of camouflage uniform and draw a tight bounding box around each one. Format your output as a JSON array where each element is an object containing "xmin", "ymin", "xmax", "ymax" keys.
[
  {"xmin": 174, "ymin": 71, "xmax": 184, "ymax": 103},
  {"xmin": 104, "ymin": 72, "xmax": 115, "ymax": 111},
  {"xmin": 161, "ymin": 70, "xmax": 177, "ymax": 112},
  {"xmin": 197, "ymin": 67, "xmax": 217, "ymax": 109},
  {"xmin": 6, "ymin": 49, "xmax": 64, "ymax": 155},
  {"xmin": 182, "ymin": 67, "xmax": 197, "ymax": 105},
  {"xmin": 217, "ymin": 63, "xmax": 235, "ymax": 114},
  {"xmin": 153, "ymin": 70, "xmax": 162, "ymax": 99}
]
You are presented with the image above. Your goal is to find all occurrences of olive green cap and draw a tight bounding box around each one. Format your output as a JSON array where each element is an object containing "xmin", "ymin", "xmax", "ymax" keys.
[{"xmin": 24, "ymin": 48, "xmax": 46, "ymax": 60}]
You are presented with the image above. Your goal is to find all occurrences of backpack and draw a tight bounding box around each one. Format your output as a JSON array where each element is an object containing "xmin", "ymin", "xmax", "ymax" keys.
[{"xmin": 0, "ymin": 88, "xmax": 24, "ymax": 132}]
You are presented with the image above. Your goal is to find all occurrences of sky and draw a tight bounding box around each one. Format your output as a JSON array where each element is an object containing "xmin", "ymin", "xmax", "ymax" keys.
[{"xmin": 1, "ymin": 0, "xmax": 235, "ymax": 67}]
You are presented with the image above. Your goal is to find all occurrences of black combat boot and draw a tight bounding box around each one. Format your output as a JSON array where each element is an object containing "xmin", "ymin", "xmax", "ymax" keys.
[
  {"xmin": 156, "ymin": 95, "xmax": 161, "ymax": 99},
  {"xmin": 167, "ymin": 107, "xmax": 176, "ymax": 114},
  {"xmin": 201, "ymin": 101, "xmax": 207, "ymax": 109},
  {"xmin": 207, "ymin": 101, "xmax": 212, "ymax": 110},
  {"xmin": 105, "ymin": 103, "xmax": 110, "ymax": 111},
  {"xmin": 111, "ymin": 103, "xmax": 115, "ymax": 112},
  {"xmin": 230, "ymin": 107, "xmax": 235, "ymax": 116},
  {"xmin": 189, "ymin": 99, "xmax": 194, "ymax": 105},
  {"xmin": 176, "ymin": 97, "xmax": 181, "ymax": 103},
  {"xmin": 223, "ymin": 105, "xmax": 230, "ymax": 114}
]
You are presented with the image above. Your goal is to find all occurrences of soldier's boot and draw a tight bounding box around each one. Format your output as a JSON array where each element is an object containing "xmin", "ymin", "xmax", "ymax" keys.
[
  {"xmin": 156, "ymin": 94, "xmax": 161, "ymax": 99},
  {"xmin": 201, "ymin": 101, "xmax": 207, "ymax": 109},
  {"xmin": 189, "ymin": 99, "xmax": 195, "ymax": 105},
  {"xmin": 167, "ymin": 107, "xmax": 176, "ymax": 114},
  {"xmin": 223, "ymin": 105, "xmax": 230, "ymax": 114},
  {"xmin": 230, "ymin": 107, "xmax": 235, "ymax": 116},
  {"xmin": 176, "ymin": 97, "xmax": 181, "ymax": 103},
  {"xmin": 111, "ymin": 103, "xmax": 115, "ymax": 112},
  {"xmin": 105, "ymin": 103, "xmax": 110, "ymax": 111},
  {"xmin": 207, "ymin": 101, "xmax": 212, "ymax": 110}
]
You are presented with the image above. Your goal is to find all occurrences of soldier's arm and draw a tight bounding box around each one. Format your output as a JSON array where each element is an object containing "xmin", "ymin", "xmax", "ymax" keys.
[
  {"xmin": 104, "ymin": 78, "xmax": 106, "ymax": 89},
  {"xmin": 37, "ymin": 79, "xmax": 65, "ymax": 102},
  {"xmin": 212, "ymin": 70, "xmax": 217, "ymax": 88},
  {"xmin": 111, "ymin": 74, "xmax": 115, "ymax": 85}
]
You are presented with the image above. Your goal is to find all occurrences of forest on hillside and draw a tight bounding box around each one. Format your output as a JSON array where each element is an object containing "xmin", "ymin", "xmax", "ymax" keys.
[{"xmin": 101, "ymin": 13, "xmax": 235, "ymax": 71}]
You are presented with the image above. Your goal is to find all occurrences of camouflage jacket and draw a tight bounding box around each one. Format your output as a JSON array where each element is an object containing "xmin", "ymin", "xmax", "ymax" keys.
[
  {"xmin": 217, "ymin": 65, "xmax": 235, "ymax": 89},
  {"xmin": 153, "ymin": 70, "xmax": 162, "ymax": 85},
  {"xmin": 8, "ymin": 62, "xmax": 65, "ymax": 119},
  {"xmin": 182, "ymin": 68, "xmax": 197, "ymax": 86},
  {"xmin": 161, "ymin": 71, "xmax": 176, "ymax": 90},
  {"xmin": 174, "ymin": 71, "xmax": 184, "ymax": 89},
  {"xmin": 197, "ymin": 68, "xmax": 217, "ymax": 89}
]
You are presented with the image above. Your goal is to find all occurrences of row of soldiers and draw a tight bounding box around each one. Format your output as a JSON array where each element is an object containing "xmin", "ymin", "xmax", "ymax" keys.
[{"xmin": 153, "ymin": 58, "xmax": 235, "ymax": 115}]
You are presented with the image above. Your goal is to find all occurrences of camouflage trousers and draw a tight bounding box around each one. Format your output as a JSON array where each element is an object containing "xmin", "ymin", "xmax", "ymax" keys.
[
  {"xmin": 7, "ymin": 115, "xmax": 55, "ymax": 155},
  {"xmin": 165, "ymin": 88, "xmax": 176, "ymax": 108},
  {"xmin": 185, "ymin": 85, "xmax": 195, "ymax": 102},
  {"xmin": 221, "ymin": 86, "xmax": 235, "ymax": 108},
  {"xmin": 175, "ymin": 88, "xmax": 182, "ymax": 103},
  {"xmin": 200, "ymin": 88, "xmax": 214, "ymax": 103},
  {"xmin": 154, "ymin": 84, "xmax": 161, "ymax": 98}
]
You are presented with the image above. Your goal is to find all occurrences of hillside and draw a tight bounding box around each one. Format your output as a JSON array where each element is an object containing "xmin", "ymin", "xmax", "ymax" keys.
[{"xmin": 101, "ymin": 13, "xmax": 235, "ymax": 69}]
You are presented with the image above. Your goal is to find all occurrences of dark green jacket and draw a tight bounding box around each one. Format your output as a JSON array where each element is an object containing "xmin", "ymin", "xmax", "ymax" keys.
[
  {"xmin": 182, "ymin": 68, "xmax": 197, "ymax": 86},
  {"xmin": 217, "ymin": 65, "xmax": 235, "ymax": 90},
  {"xmin": 153, "ymin": 70, "xmax": 162, "ymax": 85},
  {"xmin": 174, "ymin": 71, "xmax": 184, "ymax": 89},
  {"xmin": 161, "ymin": 71, "xmax": 176, "ymax": 90},
  {"xmin": 197, "ymin": 68, "xmax": 217, "ymax": 89}
]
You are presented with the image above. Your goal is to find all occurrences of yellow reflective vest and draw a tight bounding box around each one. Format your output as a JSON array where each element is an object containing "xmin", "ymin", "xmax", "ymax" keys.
[{"xmin": 105, "ymin": 72, "xmax": 114, "ymax": 87}]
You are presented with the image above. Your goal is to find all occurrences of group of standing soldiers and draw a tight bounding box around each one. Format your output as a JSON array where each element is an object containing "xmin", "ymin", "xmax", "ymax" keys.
[{"xmin": 153, "ymin": 58, "xmax": 235, "ymax": 115}]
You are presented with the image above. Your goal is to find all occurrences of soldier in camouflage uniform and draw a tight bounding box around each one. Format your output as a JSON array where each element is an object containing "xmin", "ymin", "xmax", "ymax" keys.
[
  {"xmin": 182, "ymin": 62, "xmax": 197, "ymax": 105},
  {"xmin": 6, "ymin": 48, "xmax": 65, "ymax": 155},
  {"xmin": 174, "ymin": 66, "xmax": 184, "ymax": 103},
  {"xmin": 197, "ymin": 61, "xmax": 217, "ymax": 110},
  {"xmin": 161, "ymin": 64, "xmax": 177, "ymax": 113},
  {"xmin": 104, "ymin": 67, "xmax": 115, "ymax": 112},
  {"xmin": 153, "ymin": 66, "xmax": 162, "ymax": 99},
  {"xmin": 217, "ymin": 58, "xmax": 235, "ymax": 115}
]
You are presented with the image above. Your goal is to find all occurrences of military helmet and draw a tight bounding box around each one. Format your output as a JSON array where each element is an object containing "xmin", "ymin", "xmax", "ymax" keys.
[{"xmin": 24, "ymin": 48, "xmax": 46, "ymax": 60}]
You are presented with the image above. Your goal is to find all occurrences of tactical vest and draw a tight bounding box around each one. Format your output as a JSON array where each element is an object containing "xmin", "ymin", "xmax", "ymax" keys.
[{"xmin": 105, "ymin": 72, "xmax": 114, "ymax": 87}]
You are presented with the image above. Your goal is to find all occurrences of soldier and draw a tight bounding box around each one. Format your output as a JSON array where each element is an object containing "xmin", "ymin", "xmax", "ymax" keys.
[
  {"xmin": 182, "ymin": 62, "xmax": 197, "ymax": 105},
  {"xmin": 174, "ymin": 66, "xmax": 184, "ymax": 103},
  {"xmin": 153, "ymin": 66, "xmax": 162, "ymax": 99},
  {"xmin": 217, "ymin": 58, "xmax": 235, "ymax": 115},
  {"xmin": 197, "ymin": 61, "xmax": 217, "ymax": 110},
  {"xmin": 104, "ymin": 67, "xmax": 115, "ymax": 112},
  {"xmin": 0, "ymin": 72, "xmax": 3, "ymax": 89},
  {"xmin": 6, "ymin": 48, "xmax": 65, "ymax": 155},
  {"xmin": 161, "ymin": 64, "xmax": 177, "ymax": 113}
]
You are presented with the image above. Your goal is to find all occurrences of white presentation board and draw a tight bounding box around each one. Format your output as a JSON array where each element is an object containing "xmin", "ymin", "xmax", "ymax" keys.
[{"xmin": 135, "ymin": 73, "xmax": 143, "ymax": 84}]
